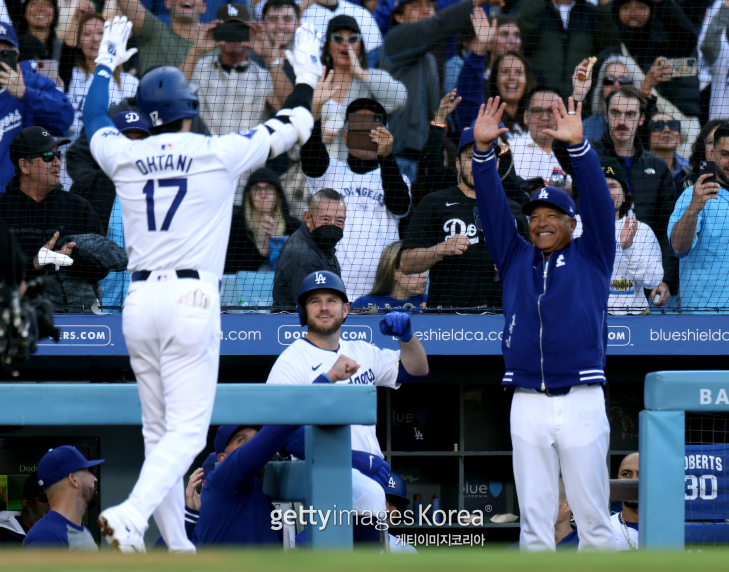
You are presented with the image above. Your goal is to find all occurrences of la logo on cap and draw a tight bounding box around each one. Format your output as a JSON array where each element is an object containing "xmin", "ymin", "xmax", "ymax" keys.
[
  {"xmin": 537, "ymin": 188, "xmax": 549, "ymax": 200},
  {"xmin": 228, "ymin": 4, "xmax": 238, "ymax": 15},
  {"xmin": 388, "ymin": 476, "xmax": 396, "ymax": 488},
  {"xmin": 0, "ymin": 24, "xmax": 6, "ymax": 34}
]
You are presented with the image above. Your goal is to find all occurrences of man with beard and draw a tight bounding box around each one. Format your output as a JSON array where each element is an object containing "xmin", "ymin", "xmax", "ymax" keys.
[
  {"xmin": 669, "ymin": 122, "xmax": 729, "ymax": 313},
  {"xmin": 267, "ymin": 271, "xmax": 428, "ymax": 542},
  {"xmin": 400, "ymin": 124, "xmax": 526, "ymax": 310},
  {"xmin": 23, "ymin": 446, "xmax": 103, "ymax": 551},
  {"xmin": 0, "ymin": 473, "xmax": 49, "ymax": 544},
  {"xmin": 511, "ymin": 87, "xmax": 572, "ymax": 192},
  {"xmin": 257, "ymin": 0, "xmax": 301, "ymax": 108},
  {"xmin": 611, "ymin": 452, "xmax": 639, "ymax": 550}
]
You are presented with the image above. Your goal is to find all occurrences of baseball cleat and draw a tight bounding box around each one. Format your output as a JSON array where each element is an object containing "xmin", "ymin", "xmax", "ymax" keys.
[{"xmin": 98, "ymin": 507, "xmax": 146, "ymax": 553}]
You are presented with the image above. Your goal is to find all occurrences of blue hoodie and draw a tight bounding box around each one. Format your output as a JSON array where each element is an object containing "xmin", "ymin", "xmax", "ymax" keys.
[
  {"xmin": 473, "ymin": 139, "xmax": 615, "ymax": 390},
  {"xmin": 0, "ymin": 61, "xmax": 74, "ymax": 191}
]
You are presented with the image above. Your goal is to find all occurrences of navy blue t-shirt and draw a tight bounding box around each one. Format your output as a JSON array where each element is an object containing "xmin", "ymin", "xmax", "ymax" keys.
[{"xmin": 23, "ymin": 511, "xmax": 97, "ymax": 551}]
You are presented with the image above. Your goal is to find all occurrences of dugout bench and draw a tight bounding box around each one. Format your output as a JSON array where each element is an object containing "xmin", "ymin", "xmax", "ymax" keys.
[{"xmin": 0, "ymin": 383, "xmax": 376, "ymax": 550}]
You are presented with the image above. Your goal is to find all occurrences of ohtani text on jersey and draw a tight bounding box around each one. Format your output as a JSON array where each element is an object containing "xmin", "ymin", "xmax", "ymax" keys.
[{"xmin": 135, "ymin": 154, "xmax": 194, "ymax": 176}]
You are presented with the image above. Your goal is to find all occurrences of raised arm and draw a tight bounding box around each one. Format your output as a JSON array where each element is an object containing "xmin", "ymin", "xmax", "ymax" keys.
[
  {"xmin": 542, "ymin": 98, "xmax": 615, "ymax": 272},
  {"xmin": 117, "ymin": 0, "xmax": 148, "ymax": 33},
  {"xmin": 669, "ymin": 174, "xmax": 718, "ymax": 255},
  {"xmin": 471, "ymin": 98, "xmax": 529, "ymax": 275}
]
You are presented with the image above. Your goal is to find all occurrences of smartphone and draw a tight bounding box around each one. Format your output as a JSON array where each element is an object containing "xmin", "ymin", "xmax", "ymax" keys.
[
  {"xmin": 700, "ymin": 160, "xmax": 717, "ymax": 185},
  {"xmin": 665, "ymin": 57, "xmax": 698, "ymax": 78},
  {"xmin": 346, "ymin": 113, "xmax": 384, "ymax": 160},
  {"xmin": 35, "ymin": 59, "xmax": 62, "ymax": 88},
  {"xmin": 214, "ymin": 22, "xmax": 250, "ymax": 43},
  {"xmin": 0, "ymin": 49, "xmax": 18, "ymax": 70}
]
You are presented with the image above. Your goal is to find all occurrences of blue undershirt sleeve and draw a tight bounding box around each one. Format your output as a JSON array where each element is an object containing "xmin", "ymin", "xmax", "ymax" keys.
[{"xmin": 82, "ymin": 65, "xmax": 115, "ymax": 140}]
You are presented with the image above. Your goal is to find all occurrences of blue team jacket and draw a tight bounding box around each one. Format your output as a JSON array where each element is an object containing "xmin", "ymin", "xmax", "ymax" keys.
[
  {"xmin": 194, "ymin": 425, "xmax": 298, "ymax": 546},
  {"xmin": 473, "ymin": 139, "xmax": 615, "ymax": 390},
  {"xmin": 0, "ymin": 61, "xmax": 74, "ymax": 192}
]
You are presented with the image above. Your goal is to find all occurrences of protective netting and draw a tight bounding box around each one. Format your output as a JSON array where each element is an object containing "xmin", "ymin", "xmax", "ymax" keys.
[
  {"xmin": 685, "ymin": 413, "xmax": 729, "ymax": 546},
  {"xmin": 0, "ymin": 0, "xmax": 726, "ymax": 313}
]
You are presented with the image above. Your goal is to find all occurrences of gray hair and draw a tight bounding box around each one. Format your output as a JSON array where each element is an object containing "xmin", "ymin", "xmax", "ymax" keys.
[{"xmin": 591, "ymin": 56, "xmax": 642, "ymax": 116}]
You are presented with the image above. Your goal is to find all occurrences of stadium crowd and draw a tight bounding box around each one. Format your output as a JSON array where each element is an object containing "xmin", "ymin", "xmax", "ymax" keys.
[{"xmin": 1, "ymin": 0, "xmax": 729, "ymax": 314}]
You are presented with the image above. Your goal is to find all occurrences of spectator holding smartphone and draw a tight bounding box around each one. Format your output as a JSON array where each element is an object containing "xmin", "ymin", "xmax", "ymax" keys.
[
  {"xmin": 669, "ymin": 122, "xmax": 729, "ymax": 313},
  {"xmin": 0, "ymin": 23, "xmax": 74, "ymax": 192},
  {"xmin": 192, "ymin": 4, "xmax": 272, "ymax": 135},
  {"xmin": 301, "ymin": 97, "xmax": 411, "ymax": 300}
]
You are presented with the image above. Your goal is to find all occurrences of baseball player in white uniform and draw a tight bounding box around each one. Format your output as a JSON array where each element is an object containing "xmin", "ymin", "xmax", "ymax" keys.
[
  {"xmin": 266, "ymin": 270, "xmax": 429, "ymax": 537},
  {"xmin": 82, "ymin": 16, "xmax": 323, "ymax": 553}
]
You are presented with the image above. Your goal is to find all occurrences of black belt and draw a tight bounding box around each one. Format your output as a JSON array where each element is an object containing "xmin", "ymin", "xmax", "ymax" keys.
[
  {"xmin": 131, "ymin": 269, "xmax": 200, "ymax": 282},
  {"xmin": 539, "ymin": 383, "xmax": 601, "ymax": 397}
]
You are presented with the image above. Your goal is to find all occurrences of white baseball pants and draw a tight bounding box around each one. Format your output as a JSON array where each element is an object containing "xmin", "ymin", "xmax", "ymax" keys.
[
  {"xmin": 511, "ymin": 384, "xmax": 615, "ymax": 552},
  {"xmin": 120, "ymin": 270, "xmax": 220, "ymax": 553}
]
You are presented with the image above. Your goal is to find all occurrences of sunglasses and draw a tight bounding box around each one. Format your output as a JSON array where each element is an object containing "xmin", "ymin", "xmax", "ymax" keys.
[
  {"xmin": 603, "ymin": 75, "xmax": 632, "ymax": 86},
  {"xmin": 651, "ymin": 120, "xmax": 680, "ymax": 132},
  {"xmin": 331, "ymin": 33, "xmax": 360, "ymax": 45},
  {"xmin": 30, "ymin": 150, "xmax": 61, "ymax": 163}
]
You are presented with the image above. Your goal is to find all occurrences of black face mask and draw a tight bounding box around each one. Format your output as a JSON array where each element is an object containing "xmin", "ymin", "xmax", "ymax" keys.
[{"xmin": 311, "ymin": 224, "xmax": 343, "ymax": 251}]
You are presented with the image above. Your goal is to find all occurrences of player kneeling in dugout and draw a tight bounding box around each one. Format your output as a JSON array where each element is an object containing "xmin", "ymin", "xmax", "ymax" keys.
[{"xmin": 266, "ymin": 270, "xmax": 429, "ymax": 544}]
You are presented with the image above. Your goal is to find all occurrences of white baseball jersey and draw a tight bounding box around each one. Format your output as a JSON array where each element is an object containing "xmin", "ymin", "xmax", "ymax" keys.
[
  {"xmin": 90, "ymin": 124, "xmax": 270, "ymax": 277},
  {"xmin": 305, "ymin": 159, "xmax": 409, "ymax": 300},
  {"xmin": 266, "ymin": 337, "xmax": 401, "ymax": 457}
]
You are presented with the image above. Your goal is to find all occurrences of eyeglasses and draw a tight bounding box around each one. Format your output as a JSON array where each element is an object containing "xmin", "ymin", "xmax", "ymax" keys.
[
  {"xmin": 29, "ymin": 150, "xmax": 61, "ymax": 163},
  {"xmin": 331, "ymin": 33, "xmax": 360, "ymax": 45},
  {"xmin": 650, "ymin": 120, "xmax": 680, "ymax": 132},
  {"xmin": 527, "ymin": 107, "xmax": 553, "ymax": 118},
  {"xmin": 603, "ymin": 76, "xmax": 632, "ymax": 86}
]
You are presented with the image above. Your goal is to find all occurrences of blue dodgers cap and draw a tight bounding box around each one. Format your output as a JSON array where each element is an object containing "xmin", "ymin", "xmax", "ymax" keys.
[
  {"xmin": 522, "ymin": 186, "xmax": 576, "ymax": 219},
  {"xmin": 0, "ymin": 22, "xmax": 18, "ymax": 48},
  {"xmin": 458, "ymin": 127, "xmax": 475, "ymax": 156},
  {"xmin": 201, "ymin": 452, "xmax": 217, "ymax": 477},
  {"xmin": 112, "ymin": 110, "xmax": 151, "ymax": 135},
  {"xmin": 214, "ymin": 425, "xmax": 243, "ymax": 455},
  {"xmin": 37, "ymin": 446, "xmax": 104, "ymax": 489},
  {"xmin": 385, "ymin": 472, "xmax": 409, "ymax": 505}
]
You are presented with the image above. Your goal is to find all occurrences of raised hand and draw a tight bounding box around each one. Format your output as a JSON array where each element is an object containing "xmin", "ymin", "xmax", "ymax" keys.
[
  {"xmin": 312, "ymin": 68, "xmax": 340, "ymax": 120},
  {"xmin": 473, "ymin": 96, "xmax": 509, "ymax": 150},
  {"xmin": 435, "ymin": 89, "xmax": 462, "ymax": 125},
  {"xmin": 619, "ymin": 216, "xmax": 637, "ymax": 250},
  {"xmin": 185, "ymin": 468, "xmax": 204, "ymax": 511},
  {"xmin": 541, "ymin": 97, "xmax": 583, "ymax": 146},
  {"xmin": 688, "ymin": 173, "xmax": 720, "ymax": 214},
  {"xmin": 371, "ymin": 127, "xmax": 394, "ymax": 158},
  {"xmin": 347, "ymin": 45, "xmax": 367, "ymax": 81},
  {"xmin": 94, "ymin": 15, "xmax": 137, "ymax": 71},
  {"xmin": 285, "ymin": 23, "xmax": 324, "ymax": 89},
  {"xmin": 470, "ymin": 9, "xmax": 495, "ymax": 56},
  {"xmin": 572, "ymin": 58, "xmax": 594, "ymax": 103}
]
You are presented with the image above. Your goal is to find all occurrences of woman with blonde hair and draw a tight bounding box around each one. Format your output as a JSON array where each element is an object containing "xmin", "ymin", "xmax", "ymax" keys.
[{"xmin": 350, "ymin": 241, "xmax": 427, "ymax": 313}]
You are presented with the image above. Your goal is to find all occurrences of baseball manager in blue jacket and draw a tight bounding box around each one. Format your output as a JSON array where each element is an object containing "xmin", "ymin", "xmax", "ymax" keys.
[{"xmin": 472, "ymin": 96, "xmax": 615, "ymax": 552}]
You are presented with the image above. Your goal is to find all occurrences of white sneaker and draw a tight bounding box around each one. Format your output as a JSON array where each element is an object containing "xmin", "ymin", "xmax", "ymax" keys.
[{"xmin": 98, "ymin": 506, "xmax": 146, "ymax": 553}]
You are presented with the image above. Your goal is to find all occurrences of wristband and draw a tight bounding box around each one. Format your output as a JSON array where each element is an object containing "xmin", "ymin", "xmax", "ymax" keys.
[{"xmin": 434, "ymin": 245, "xmax": 443, "ymax": 261}]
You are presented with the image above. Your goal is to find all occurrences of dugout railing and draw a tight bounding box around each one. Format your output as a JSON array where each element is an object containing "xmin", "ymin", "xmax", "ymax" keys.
[
  {"xmin": 640, "ymin": 371, "xmax": 729, "ymax": 549},
  {"xmin": 0, "ymin": 383, "xmax": 376, "ymax": 550}
]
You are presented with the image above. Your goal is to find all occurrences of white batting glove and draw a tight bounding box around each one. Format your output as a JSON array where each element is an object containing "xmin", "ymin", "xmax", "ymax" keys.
[
  {"xmin": 285, "ymin": 23, "xmax": 323, "ymax": 89},
  {"xmin": 37, "ymin": 247, "xmax": 73, "ymax": 271},
  {"xmin": 94, "ymin": 15, "xmax": 137, "ymax": 71}
]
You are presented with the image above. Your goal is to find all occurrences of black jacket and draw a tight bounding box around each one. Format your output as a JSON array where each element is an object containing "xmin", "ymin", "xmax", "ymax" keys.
[
  {"xmin": 225, "ymin": 167, "xmax": 301, "ymax": 273},
  {"xmin": 273, "ymin": 224, "xmax": 341, "ymax": 308},
  {"xmin": 0, "ymin": 179, "xmax": 105, "ymax": 281},
  {"xmin": 556, "ymin": 130, "xmax": 678, "ymax": 290},
  {"xmin": 66, "ymin": 98, "xmax": 211, "ymax": 233}
]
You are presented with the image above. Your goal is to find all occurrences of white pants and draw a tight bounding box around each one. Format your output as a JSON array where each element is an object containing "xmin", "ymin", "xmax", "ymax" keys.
[
  {"xmin": 120, "ymin": 271, "xmax": 221, "ymax": 553},
  {"xmin": 352, "ymin": 468, "xmax": 387, "ymax": 516},
  {"xmin": 511, "ymin": 384, "xmax": 614, "ymax": 552}
]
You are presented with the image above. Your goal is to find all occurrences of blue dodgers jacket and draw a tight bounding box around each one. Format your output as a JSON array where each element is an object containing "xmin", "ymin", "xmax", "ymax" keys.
[
  {"xmin": 0, "ymin": 61, "xmax": 74, "ymax": 191},
  {"xmin": 194, "ymin": 425, "xmax": 299, "ymax": 546},
  {"xmin": 473, "ymin": 139, "xmax": 615, "ymax": 390}
]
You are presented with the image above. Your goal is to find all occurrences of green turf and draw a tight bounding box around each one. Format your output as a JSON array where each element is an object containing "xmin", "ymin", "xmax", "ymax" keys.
[{"xmin": 3, "ymin": 547, "xmax": 729, "ymax": 572}]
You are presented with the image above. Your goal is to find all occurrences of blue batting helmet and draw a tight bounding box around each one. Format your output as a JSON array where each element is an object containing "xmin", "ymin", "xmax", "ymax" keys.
[
  {"xmin": 136, "ymin": 67, "xmax": 199, "ymax": 128},
  {"xmin": 385, "ymin": 472, "xmax": 409, "ymax": 506},
  {"xmin": 297, "ymin": 271, "xmax": 348, "ymax": 327}
]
